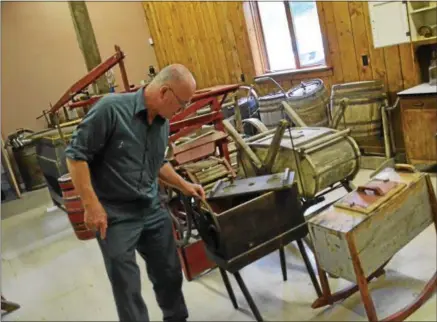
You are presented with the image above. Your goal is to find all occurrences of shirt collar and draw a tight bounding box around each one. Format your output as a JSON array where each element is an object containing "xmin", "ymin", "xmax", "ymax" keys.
[{"xmin": 135, "ymin": 86, "xmax": 166, "ymax": 125}]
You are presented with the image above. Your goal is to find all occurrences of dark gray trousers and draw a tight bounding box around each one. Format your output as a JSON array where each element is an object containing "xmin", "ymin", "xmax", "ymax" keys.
[{"xmin": 97, "ymin": 203, "xmax": 188, "ymax": 322}]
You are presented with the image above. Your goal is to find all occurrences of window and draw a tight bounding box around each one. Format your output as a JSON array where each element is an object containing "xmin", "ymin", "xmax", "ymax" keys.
[{"xmin": 253, "ymin": 1, "xmax": 326, "ymax": 73}]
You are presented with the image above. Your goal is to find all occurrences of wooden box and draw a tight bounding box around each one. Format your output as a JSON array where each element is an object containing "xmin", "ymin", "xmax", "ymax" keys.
[
  {"xmin": 201, "ymin": 172, "xmax": 307, "ymax": 262},
  {"xmin": 308, "ymin": 164, "xmax": 437, "ymax": 321},
  {"xmin": 309, "ymin": 166, "xmax": 434, "ymax": 282}
]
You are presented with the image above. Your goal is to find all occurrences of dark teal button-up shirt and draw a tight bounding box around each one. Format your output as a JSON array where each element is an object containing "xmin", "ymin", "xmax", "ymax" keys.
[{"xmin": 65, "ymin": 87, "xmax": 169, "ymax": 209}]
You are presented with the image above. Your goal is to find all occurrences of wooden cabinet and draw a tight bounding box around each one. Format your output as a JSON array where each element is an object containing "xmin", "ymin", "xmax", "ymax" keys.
[
  {"xmin": 368, "ymin": 1, "xmax": 437, "ymax": 48},
  {"xmin": 398, "ymin": 83, "xmax": 437, "ymax": 165}
]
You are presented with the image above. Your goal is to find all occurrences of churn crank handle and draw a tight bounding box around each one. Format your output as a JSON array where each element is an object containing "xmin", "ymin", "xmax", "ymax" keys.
[
  {"xmin": 356, "ymin": 184, "xmax": 385, "ymax": 196},
  {"xmin": 330, "ymin": 98, "xmax": 349, "ymax": 130},
  {"xmin": 254, "ymin": 76, "xmax": 286, "ymax": 95},
  {"xmin": 264, "ymin": 120, "xmax": 288, "ymax": 173},
  {"xmin": 281, "ymin": 101, "xmax": 307, "ymax": 128},
  {"xmin": 394, "ymin": 163, "xmax": 417, "ymax": 173},
  {"xmin": 385, "ymin": 97, "xmax": 400, "ymax": 156},
  {"xmin": 222, "ymin": 119, "xmax": 264, "ymax": 170}
]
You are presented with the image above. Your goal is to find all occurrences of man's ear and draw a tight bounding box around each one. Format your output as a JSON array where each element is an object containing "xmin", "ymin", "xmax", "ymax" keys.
[{"xmin": 159, "ymin": 85, "xmax": 168, "ymax": 99}]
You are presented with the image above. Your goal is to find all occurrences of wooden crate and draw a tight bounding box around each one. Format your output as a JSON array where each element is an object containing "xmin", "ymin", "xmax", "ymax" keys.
[{"xmin": 308, "ymin": 164, "xmax": 437, "ymax": 321}]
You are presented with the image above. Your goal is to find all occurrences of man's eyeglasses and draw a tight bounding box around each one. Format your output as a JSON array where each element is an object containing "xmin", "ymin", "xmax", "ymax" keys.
[{"xmin": 167, "ymin": 87, "xmax": 191, "ymax": 110}]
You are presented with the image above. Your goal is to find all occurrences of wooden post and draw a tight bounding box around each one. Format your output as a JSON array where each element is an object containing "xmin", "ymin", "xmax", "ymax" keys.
[{"xmin": 68, "ymin": 1, "xmax": 110, "ymax": 94}]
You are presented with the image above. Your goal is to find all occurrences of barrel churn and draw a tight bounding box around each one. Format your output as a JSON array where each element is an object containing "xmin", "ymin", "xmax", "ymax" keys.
[
  {"xmin": 7, "ymin": 129, "xmax": 46, "ymax": 191},
  {"xmin": 330, "ymin": 80, "xmax": 388, "ymax": 154},
  {"xmin": 286, "ymin": 79, "xmax": 330, "ymax": 127},
  {"xmin": 58, "ymin": 173, "xmax": 96, "ymax": 241},
  {"xmin": 35, "ymin": 125, "xmax": 77, "ymax": 207},
  {"xmin": 258, "ymin": 92, "xmax": 288, "ymax": 129}
]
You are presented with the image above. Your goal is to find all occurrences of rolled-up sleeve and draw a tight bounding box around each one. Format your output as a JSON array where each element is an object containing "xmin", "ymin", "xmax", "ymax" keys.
[
  {"xmin": 161, "ymin": 121, "xmax": 170, "ymax": 167},
  {"xmin": 65, "ymin": 96, "xmax": 115, "ymax": 163}
]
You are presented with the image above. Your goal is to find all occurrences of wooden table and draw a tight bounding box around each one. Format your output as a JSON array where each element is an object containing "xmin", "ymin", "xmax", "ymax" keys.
[{"xmin": 398, "ymin": 83, "xmax": 437, "ymax": 166}]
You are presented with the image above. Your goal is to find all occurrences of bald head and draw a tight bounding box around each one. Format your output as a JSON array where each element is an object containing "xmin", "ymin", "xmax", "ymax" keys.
[
  {"xmin": 152, "ymin": 64, "xmax": 196, "ymax": 89},
  {"xmin": 145, "ymin": 64, "xmax": 197, "ymax": 120}
]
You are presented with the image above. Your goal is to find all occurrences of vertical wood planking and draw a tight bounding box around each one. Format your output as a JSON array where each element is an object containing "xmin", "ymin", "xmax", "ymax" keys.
[
  {"xmin": 332, "ymin": 2, "xmax": 359, "ymax": 82},
  {"xmin": 322, "ymin": 2, "xmax": 344, "ymax": 85},
  {"xmin": 187, "ymin": 1, "xmax": 214, "ymax": 88},
  {"xmin": 194, "ymin": 1, "xmax": 219, "ymax": 86},
  {"xmin": 348, "ymin": 2, "xmax": 373, "ymax": 81},
  {"xmin": 229, "ymin": 2, "xmax": 256, "ymax": 83},
  {"xmin": 177, "ymin": 3, "xmax": 204, "ymax": 87},
  {"xmin": 205, "ymin": 1, "xmax": 229, "ymax": 85},
  {"xmin": 399, "ymin": 43, "xmax": 420, "ymax": 89},
  {"xmin": 215, "ymin": 3, "xmax": 242, "ymax": 84}
]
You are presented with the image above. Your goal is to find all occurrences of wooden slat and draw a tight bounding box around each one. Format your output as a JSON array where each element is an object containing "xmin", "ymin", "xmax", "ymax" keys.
[
  {"xmin": 399, "ymin": 43, "xmax": 421, "ymax": 90},
  {"xmin": 321, "ymin": 2, "xmax": 344, "ymax": 85},
  {"xmin": 215, "ymin": 3, "xmax": 242, "ymax": 84},
  {"xmin": 229, "ymin": 2, "xmax": 256, "ymax": 83},
  {"xmin": 194, "ymin": 2, "xmax": 219, "ymax": 86},
  {"xmin": 348, "ymin": 2, "xmax": 373, "ymax": 81},
  {"xmin": 205, "ymin": 1, "xmax": 229, "ymax": 85},
  {"xmin": 332, "ymin": 2, "xmax": 359, "ymax": 82},
  {"xmin": 188, "ymin": 2, "xmax": 212, "ymax": 88},
  {"xmin": 177, "ymin": 3, "xmax": 204, "ymax": 87}
]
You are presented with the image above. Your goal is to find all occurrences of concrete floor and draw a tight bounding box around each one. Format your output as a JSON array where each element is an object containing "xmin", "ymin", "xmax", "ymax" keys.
[{"xmin": 1, "ymin": 170, "xmax": 436, "ymax": 321}]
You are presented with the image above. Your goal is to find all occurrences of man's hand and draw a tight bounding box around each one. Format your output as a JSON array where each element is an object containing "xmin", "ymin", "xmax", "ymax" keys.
[
  {"xmin": 181, "ymin": 182, "xmax": 206, "ymax": 200},
  {"xmin": 84, "ymin": 201, "xmax": 108, "ymax": 239}
]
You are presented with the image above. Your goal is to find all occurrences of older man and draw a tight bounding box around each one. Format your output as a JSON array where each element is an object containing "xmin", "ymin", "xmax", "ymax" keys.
[{"xmin": 65, "ymin": 64, "xmax": 205, "ymax": 322}]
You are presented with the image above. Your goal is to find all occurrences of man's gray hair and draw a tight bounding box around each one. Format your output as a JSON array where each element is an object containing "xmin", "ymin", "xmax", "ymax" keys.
[{"xmin": 152, "ymin": 64, "xmax": 192, "ymax": 86}]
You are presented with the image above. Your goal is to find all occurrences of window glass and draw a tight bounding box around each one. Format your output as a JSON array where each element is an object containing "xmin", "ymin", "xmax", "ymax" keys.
[
  {"xmin": 258, "ymin": 1, "xmax": 296, "ymax": 71},
  {"xmin": 289, "ymin": 1, "xmax": 326, "ymax": 67}
]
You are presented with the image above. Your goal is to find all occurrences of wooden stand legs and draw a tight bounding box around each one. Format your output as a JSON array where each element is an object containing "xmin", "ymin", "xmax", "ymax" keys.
[
  {"xmin": 218, "ymin": 239, "xmax": 322, "ymax": 322},
  {"xmin": 219, "ymin": 268, "xmax": 264, "ymax": 322}
]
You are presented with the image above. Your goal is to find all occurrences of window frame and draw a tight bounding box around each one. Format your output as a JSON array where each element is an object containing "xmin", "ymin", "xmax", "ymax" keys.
[{"xmin": 251, "ymin": 0, "xmax": 329, "ymax": 74}]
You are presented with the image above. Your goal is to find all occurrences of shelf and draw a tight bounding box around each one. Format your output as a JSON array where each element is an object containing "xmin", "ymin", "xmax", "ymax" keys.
[
  {"xmin": 410, "ymin": 4, "xmax": 437, "ymax": 14},
  {"xmin": 412, "ymin": 36, "xmax": 437, "ymax": 46}
]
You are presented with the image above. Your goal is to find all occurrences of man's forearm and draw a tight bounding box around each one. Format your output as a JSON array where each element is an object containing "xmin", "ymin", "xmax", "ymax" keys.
[
  {"xmin": 66, "ymin": 158, "xmax": 100, "ymax": 207},
  {"xmin": 159, "ymin": 163, "xmax": 190, "ymax": 191}
]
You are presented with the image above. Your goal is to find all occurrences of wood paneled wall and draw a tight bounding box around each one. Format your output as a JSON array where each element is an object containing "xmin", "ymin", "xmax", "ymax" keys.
[
  {"xmin": 143, "ymin": 1, "xmax": 255, "ymax": 88},
  {"xmin": 143, "ymin": 1, "xmax": 422, "ymax": 148},
  {"xmin": 143, "ymin": 1, "xmax": 420, "ymax": 94}
]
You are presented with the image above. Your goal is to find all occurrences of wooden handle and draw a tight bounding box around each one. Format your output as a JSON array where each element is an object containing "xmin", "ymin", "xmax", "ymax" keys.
[
  {"xmin": 412, "ymin": 102, "xmax": 424, "ymax": 107},
  {"xmin": 394, "ymin": 163, "xmax": 417, "ymax": 173},
  {"xmin": 357, "ymin": 184, "xmax": 385, "ymax": 196}
]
